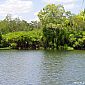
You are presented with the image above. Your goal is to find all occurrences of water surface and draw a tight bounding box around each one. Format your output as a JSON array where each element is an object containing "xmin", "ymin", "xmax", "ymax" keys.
[{"xmin": 0, "ymin": 50, "xmax": 85, "ymax": 85}]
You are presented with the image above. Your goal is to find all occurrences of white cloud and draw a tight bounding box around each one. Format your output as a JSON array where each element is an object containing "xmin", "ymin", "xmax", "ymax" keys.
[
  {"xmin": 11, "ymin": 14, "xmax": 23, "ymax": 20},
  {"xmin": 42, "ymin": 0, "xmax": 76, "ymax": 12},
  {"xmin": 64, "ymin": 3, "xmax": 74, "ymax": 10},
  {"xmin": 42, "ymin": 0, "xmax": 75, "ymax": 4},
  {"xmin": 29, "ymin": 16, "xmax": 39, "ymax": 22},
  {"xmin": 0, "ymin": 0, "xmax": 33, "ymax": 15},
  {"xmin": 58, "ymin": 0, "xmax": 75, "ymax": 10},
  {"xmin": 42, "ymin": 0, "xmax": 57, "ymax": 4},
  {"xmin": 59, "ymin": 0, "xmax": 75, "ymax": 4}
]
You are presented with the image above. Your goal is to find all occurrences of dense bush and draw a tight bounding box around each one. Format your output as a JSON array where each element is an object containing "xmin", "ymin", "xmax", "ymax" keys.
[{"xmin": 2, "ymin": 30, "xmax": 43, "ymax": 49}]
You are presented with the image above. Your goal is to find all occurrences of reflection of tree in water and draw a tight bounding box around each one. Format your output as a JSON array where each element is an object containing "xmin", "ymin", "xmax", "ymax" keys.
[{"xmin": 40, "ymin": 50, "xmax": 67, "ymax": 85}]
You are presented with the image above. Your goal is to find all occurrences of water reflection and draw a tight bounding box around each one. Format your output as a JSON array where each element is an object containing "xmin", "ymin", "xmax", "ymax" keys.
[
  {"xmin": 41, "ymin": 50, "xmax": 85, "ymax": 85},
  {"xmin": 0, "ymin": 50, "xmax": 85, "ymax": 85}
]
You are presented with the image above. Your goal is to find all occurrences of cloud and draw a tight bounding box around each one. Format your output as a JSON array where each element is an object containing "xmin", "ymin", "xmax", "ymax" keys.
[
  {"xmin": 42, "ymin": 0, "xmax": 77, "ymax": 12},
  {"xmin": 58, "ymin": 0, "xmax": 75, "ymax": 10},
  {"xmin": 64, "ymin": 3, "xmax": 74, "ymax": 10},
  {"xmin": 29, "ymin": 16, "xmax": 39, "ymax": 22},
  {"xmin": 11, "ymin": 14, "xmax": 23, "ymax": 20},
  {"xmin": 0, "ymin": 0, "xmax": 33, "ymax": 15},
  {"xmin": 59, "ymin": 0, "xmax": 75, "ymax": 4},
  {"xmin": 42, "ymin": 0, "xmax": 57, "ymax": 4},
  {"xmin": 42, "ymin": 0, "xmax": 75, "ymax": 4}
]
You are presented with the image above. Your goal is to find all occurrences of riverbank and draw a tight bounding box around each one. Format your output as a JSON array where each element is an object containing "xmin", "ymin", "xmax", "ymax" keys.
[
  {"xmin": 0, "ymin": 46, "xmax": 74, "ymax": 51},
  {"xmin": 0, "ymin": 47, "xmax": 11, "ymax": 50}
]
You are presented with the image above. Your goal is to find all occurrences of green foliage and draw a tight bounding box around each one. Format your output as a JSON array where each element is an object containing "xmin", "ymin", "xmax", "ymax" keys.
[
  {"xmin": 0, "ymin": 33, "xmax": 2, "ymax": 47},
  {"xmin": 0, "ymin": 15, "xmax": 41, "ymax": 34},
  {"xmin": 10, "ymin": 43, "xmax": 17, "ymax": 49},
  {"xmin": 2, "ymin": 30, "xmax": 43, "ymax": 49},
  {"xmin": 0, "ymin": 33, "xmax": 2, "ymax": 41},
  {"xmin": 1, "ymin": 4, "xmax": 85, "ymax": 50},
  {"xmin": 42, "ymin": 23, "xmax": 69, "ymax": 49},
  {"xmin": 38, "ymin": 4, "xmax": 65, "ymax": 26}
]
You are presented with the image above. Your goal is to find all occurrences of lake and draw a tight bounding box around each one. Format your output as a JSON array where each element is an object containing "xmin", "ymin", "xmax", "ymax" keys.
[{"xmin": 0, "ymin": 50, "xmax": 85, "ymax": 85}]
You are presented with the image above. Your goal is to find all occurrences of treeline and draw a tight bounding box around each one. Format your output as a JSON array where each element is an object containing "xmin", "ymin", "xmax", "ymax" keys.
[
  {"xmin": 0, "ymin": 4, "xmax": 85, "ymax": 50},
  {"xmin": 0, "ymin": 14, "xmax": 41, "ymax": 34}
]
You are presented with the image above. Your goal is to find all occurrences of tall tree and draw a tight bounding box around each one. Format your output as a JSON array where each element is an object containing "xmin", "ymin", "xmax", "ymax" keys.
[{"xmin": 38, "ymin": 4, "xmax": 65, "ymax": 26}]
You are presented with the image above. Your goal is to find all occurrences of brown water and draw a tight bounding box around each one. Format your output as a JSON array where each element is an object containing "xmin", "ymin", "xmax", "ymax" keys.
[{"xmin": 0, "ymin": 50, "xmax": 85, "ymax": 85}]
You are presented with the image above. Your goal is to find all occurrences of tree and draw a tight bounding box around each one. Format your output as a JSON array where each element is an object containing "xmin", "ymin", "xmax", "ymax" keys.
[
  {"xmin": 0, "ymin": 15, "xmax": 31, "ymax": 33},
  {"xmin": 38, "ymin": 4, "xmax": 65, "ymax": 26},
  {"xmin": 29, "ymin": 21, "xmax": 41, "ymax": 29},
  {"xmin": 38, "ymin": 4, "xmax": 70, "ymax": 49}
]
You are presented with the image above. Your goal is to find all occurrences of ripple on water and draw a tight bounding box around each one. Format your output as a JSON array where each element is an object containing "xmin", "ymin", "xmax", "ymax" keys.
[{"xmin": 0, "ymin": 50, "xmax": 85, "ymax": 85}]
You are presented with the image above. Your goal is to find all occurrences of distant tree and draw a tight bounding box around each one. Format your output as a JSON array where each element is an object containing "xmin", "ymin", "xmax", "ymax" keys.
[
  {"xmin": 29, "ymin": 21, "xmax": 41, "ymax": 29},
  {"xmin": 0, "ymin": 15, "xmax": 31, "ymax": 33}
]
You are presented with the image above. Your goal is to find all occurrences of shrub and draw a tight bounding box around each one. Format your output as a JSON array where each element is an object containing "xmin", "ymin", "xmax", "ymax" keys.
[
  {"xmin": 10, "ymin": 43, "xmax": 17, "ymax": 49},
  {"xmin": 2, "ymin": 30, "xmax": 43, "ymax": 49}
]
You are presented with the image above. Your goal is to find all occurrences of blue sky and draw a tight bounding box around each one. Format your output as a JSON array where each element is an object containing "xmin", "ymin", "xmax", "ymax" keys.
[{"xmin": 0, "ymin": 0, "xmax": 85, "ymax": 22}]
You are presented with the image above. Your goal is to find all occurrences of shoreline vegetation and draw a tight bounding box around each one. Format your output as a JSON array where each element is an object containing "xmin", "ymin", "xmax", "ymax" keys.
[{"xmin": 0, "ymin": 4, "xmax": 85, "ymax": 50}]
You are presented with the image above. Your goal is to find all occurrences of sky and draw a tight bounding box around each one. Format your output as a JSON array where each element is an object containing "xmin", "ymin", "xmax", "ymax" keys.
[{"xmin": 0, "ymin": 0, "xmax": 85, "ymax": 22}]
